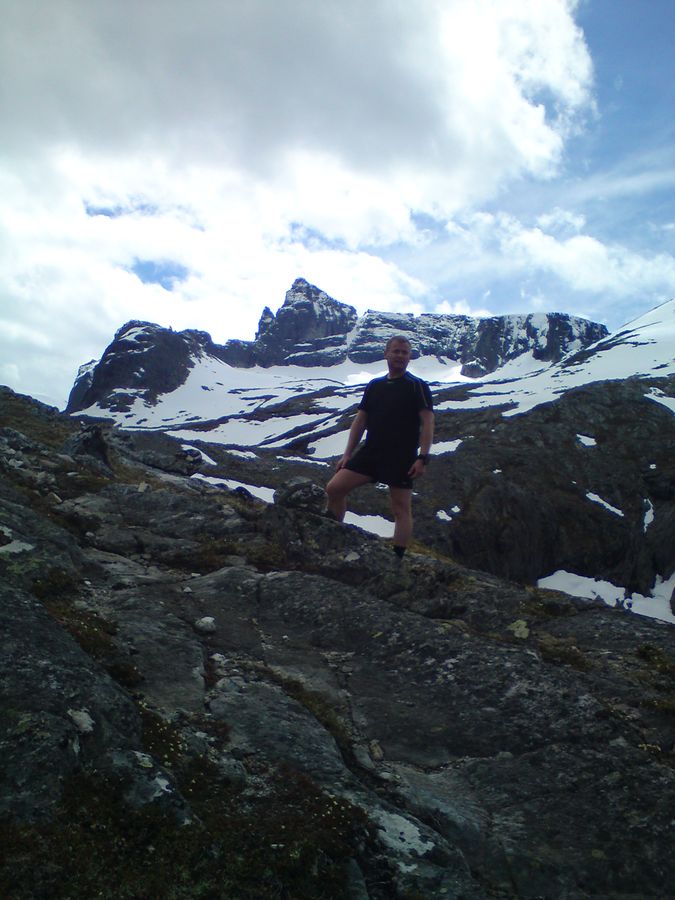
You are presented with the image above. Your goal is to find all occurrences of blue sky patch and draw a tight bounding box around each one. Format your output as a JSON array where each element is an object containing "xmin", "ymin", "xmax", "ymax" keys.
[
  {"xmin": 131, "ymin": 259, "xmax": 189, "ymax": 290},
  {"xmin": 85, "ymin": 201, "xmax": 159, "ymax": 218}
]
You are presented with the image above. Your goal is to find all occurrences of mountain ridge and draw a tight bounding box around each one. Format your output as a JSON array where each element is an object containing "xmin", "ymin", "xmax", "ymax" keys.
[
  {"xmin": 66, "ymin": 277, "xmax": 608, "ymax": 414},
  {"xmin": 62, "ymin": 290, "xmax": 675, "ymax": 619}
]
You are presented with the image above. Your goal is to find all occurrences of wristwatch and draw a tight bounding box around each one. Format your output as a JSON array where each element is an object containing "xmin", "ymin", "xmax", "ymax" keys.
[{"xmin": 417, "ymin": 454, "xmax": 430, "ymax": 465}]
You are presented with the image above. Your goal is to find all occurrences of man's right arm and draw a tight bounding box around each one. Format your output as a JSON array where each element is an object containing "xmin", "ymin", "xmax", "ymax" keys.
[{"xmin": 336, "ymin": 410, "xmax": 368, "ymax": 470}]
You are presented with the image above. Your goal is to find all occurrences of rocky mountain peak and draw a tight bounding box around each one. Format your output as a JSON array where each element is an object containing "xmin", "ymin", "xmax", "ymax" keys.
[
  {"xmin": 66, "ymin": 320, "xmax": 219, "ymax": 415},
  {"xmin": 254, "ymin": 278, "xmax": 358, "ymax": 360},
  {"xmin": 244, "ymin": 279, "xmax": 608, "ymax": 369}
]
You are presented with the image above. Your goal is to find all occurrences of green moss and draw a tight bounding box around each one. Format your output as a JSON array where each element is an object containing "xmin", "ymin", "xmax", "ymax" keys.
[
  {"xmin": 635, "ymin": 644, "xmax": 675, "ymax": 725},
  {"xmin": 0, "ymin": 554, "xmax": 54, "ymax": 592},
  {"xmin": 269, "ymin": 673, "xmax": 352, "ymax": 752},
  {"xmin": 32, "ymin": 567, "xmax": 78, "ymax": 600},
  {"xmin": 242, "ymin": 539, "xmax": 286, "ymax": 572},
  {"xmin": 650, "ymin": 695, "xmax": 675, "ymax": 714},
  {"xmin": 519, "ymin": 587, "xmax": 578, "ymax": 619},
  {"xmin": 407, "ymin": 538, "xmax": 456, "ymax": 565},
  {"xmin": 538, "ymin": 634, "xmax": 592, "ymax": 671},
  {"xmin": 139, "ymin": 704, "xmax": 189, "ymax": 771},
  {"xmin": 0, "ymin": 762, "xmax": 371, "ymax": 899},
  {"xmin": 636, "ymin": 643, "xmax": 675, "ymax": 675},
  {"xmin": 0, "ymin": 389, "xmax": 75, "ymax": 447},
  {"xmin": 166, "ymin": 538, "xmax": 237, "ymax": 573},
  {"xmin": 51, "ymin": 468, "xmax": 111, "ymax": 501},
  {"xmin": 43, "ymin": 598, "xmax": 144, "ymax": 689},
  {"xmin": 166, "ymin": 533, "xmax": 287, "ymax": 575},
  {"xmin": 45, "ymin": 600, "xmax": 117, "ymax": 656}
]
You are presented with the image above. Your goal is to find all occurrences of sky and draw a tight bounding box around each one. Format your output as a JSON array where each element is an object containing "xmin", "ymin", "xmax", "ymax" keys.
[{"xmin": 1, "ymin": 0, "xmax": 674, "ymax": 409}]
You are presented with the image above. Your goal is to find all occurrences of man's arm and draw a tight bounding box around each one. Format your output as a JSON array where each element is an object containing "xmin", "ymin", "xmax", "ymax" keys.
[
  {"xmin": 408, "ymin": 409, "xmax": 434, "ymax": 479},
  {"xmin": 336, "ymin": 409, "xmax": 368, "ymax": 470}
]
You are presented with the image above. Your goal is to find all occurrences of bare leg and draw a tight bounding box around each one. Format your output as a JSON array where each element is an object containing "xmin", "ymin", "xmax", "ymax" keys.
[
  {"xmin": 389, "ymin": 487, "xmax": 413, "ymax": 548},
  {"xmin": 325, "ymin": 469, "xmax": 372, "ymax": 521}
]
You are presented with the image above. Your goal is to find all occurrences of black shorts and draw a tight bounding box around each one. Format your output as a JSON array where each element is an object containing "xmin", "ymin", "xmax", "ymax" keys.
[{"xmin": 345, "ymin": 444, "xmax": 415, "ymax": 489}]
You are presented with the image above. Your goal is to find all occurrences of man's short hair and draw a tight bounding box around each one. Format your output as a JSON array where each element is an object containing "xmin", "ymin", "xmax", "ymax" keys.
[{"xmin": 385, "ymin": 335, "xmax": 412, "ymax": 351}]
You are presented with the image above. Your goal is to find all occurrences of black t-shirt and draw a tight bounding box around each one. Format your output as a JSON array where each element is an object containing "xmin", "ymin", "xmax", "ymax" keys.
[{"xmin": 358, "ymin": 371, "xmax": 433, "ymax": 458}]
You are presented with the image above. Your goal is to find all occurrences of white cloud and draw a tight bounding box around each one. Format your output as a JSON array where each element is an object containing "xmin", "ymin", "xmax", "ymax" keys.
[
  {"xmin": 0, "ymin": 363, "xmax": 20, "ymax": 385},
  {"xmin": 536, "ymin": 207, "xmax": 586, "ymax": 233},
  {"xmin": 1, "ymin": 1, "xmax": 593, "ymax": 211},
  {"xmin": 500, "ymin": 221, "xmax": 675, "ymax": 297},
  {"xmin": 434, "ymin": 299, "xmax": 494, "ymax": 317},
  {"xmin": 5, "ymin": 0, "xmax": 670, "ymax": 408}
]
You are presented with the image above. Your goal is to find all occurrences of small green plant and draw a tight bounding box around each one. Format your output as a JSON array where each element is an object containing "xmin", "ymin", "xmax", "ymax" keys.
[
  {"xmin": 0, "ymin": 760, "xmax": 372, "ymax": 899},
  {"xmin": 166, "ymin": 538, "xmax": 237, "ymax": 573},
  {"xmin": 519, "ymin": 587, "xmax": 577, "ymax": 619},
  {"xmin": 41, "ymin": 597, "xmax": 143, "ymax": 688},
  {"xmin": 31, "ymin": 567, "xmax": 78, "ymax": 600},
  {"xmin": 635, "ymin": 643, "xmax": 675, "ymax": 729},
  {"xmin": 538, "ymin": 633, "xmax": 592, "ymax": 671},
  {"xmin": 0, "ymin": 390, "xmax": 74, "ymax": 447},
  {"xmin": 45, "ymin": 600, "xmax": 117, "ymax": 658},
  {"xmin": 636, "ymin": 643, "xmax": 675, "ymax": 675},
  {"xmin": 268, "ymin": 672, "xmax": 352, "ymax": 752},
  {"xmin": 138, "ymin": 703, "xmax": 189, "ymax": 770}
]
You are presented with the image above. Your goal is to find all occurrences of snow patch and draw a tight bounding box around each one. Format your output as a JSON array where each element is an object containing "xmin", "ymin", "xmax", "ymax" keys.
[
  {"xmin": 643, "ymin": 500, "xmax": 655, "ymax": 532},
  {"xmin": 433, "ymin": 439, "xmax": 462, "ymax": 454},
  {"xmin": 279, "ymin": 455, "xmax": 329, "ymax": 466},
  {"xmin": 192, "ymin": 473, "xmax": 275, "ymax": 503},
  {"xmin": 538, "ymin": 570, "xmax": 675, "ymax": 625},
  {"xmin": 227, "ymin": 449, "xmax": 259, "ymax": 459},
  {"xmin": 586, "ymin": 492, "xmax": 624, "ymax": 517},
  {"xmin": 308, "ymin": 430, "xmax": 350, "ymax": 459},
  {"xmin": 345, "ymin": 512, "xmax": 394, "ymax": 538},
  {"xmin": 645, "ymin": 387, "xmax": 675, "ymax": 415},
  {"xmin": 437, "ymin": 504, "xmax": 460, "ymax": 522},
  {"xmin": 181, "ymin": 444, "xmax": 217, "ymax": 465}
]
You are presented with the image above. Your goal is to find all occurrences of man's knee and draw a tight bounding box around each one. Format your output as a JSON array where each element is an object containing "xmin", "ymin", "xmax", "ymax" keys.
[
  {"xmin": 389, "ymin": 488, "xmax": 412, "ymax": 518},
  {"xmin": 327, "ymin": 469, "xmax": 370, "ymax": 500},
  {"xmin": 326, "ymin": 472, "xmax": 353, "ymax": 500},
  {"xmin": 325, "ymin": 479, "xmax": 341, "ymax": 501}
]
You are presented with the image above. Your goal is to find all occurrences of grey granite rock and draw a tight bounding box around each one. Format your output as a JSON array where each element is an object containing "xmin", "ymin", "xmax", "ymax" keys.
[
  {"xmin": 273, "ymin": 476, "xmax": 327, "ymax": 513},
  {"xmin": 1, "ymin": 385, "xmax": 673, "ymax": 899}
]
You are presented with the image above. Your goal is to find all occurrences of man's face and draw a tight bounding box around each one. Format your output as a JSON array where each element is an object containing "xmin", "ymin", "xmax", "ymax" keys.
[{"xmin": 384, "ymin": 340, "xmax": 411, "ymax": 375}]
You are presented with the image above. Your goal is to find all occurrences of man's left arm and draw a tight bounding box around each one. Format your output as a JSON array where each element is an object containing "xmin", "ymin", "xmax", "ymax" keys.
[{"xmin": 409, "ymin": 409, "xmax": 435, "ymax": 479}]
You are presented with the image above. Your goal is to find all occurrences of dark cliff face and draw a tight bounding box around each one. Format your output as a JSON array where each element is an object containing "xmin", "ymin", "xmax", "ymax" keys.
[
  {"xmin": 251, "ymin": 279, "xmax": 359, "ymax": 366},
  {"xmin": 242, "ymin": 279, "xmax": 608, "ymax": 370},
  {"xmin": 66, "ymin": 322, "xmax": 217, "ymax": 414},
  {"xmin": 415, "ymin": 377, "xmax": 675, "ymax": 596},
  {"xmin": 1, "ymin": 385, "xmax": 674, "ymax": 899}
]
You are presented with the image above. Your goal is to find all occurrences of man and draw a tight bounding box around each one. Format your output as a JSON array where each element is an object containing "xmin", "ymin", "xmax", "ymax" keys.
[{"xmin": 325, "ymin": 336, "xmax": 434, "ymax": 559}]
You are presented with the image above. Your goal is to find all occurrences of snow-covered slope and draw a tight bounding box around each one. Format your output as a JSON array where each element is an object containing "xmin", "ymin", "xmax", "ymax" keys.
[
  {"xmin": 74, "ymin": 299, "xmax": 675, "ymax": 453},
  {"xmin": 67, "ymin": 277, "xmax": 609, "ymax": 418},
  {"xmin": 439, "ymin": 298, "xmax": 675, "ymax": 418}
]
